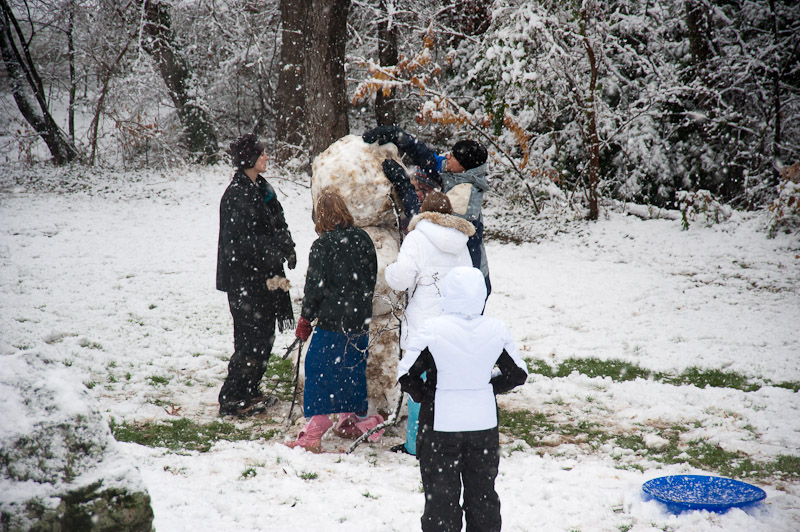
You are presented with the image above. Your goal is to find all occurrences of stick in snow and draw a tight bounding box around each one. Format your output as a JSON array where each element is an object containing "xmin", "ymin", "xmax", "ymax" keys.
[
  {"xmin": 281, "ymin": 337, "xmax": 301, "ymax": 360},
  {"xmin": 286, "ymin": 339, "xmax": 304, "ymax": 425},
  {"xmin": 346, "ymin": 392, "xmax": 405, "ymax": 454}
]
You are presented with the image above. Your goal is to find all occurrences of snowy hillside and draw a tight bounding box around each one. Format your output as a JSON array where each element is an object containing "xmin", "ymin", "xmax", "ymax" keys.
[{"xmin": 1, "ymin": 164, "xmax": 799, "ymax": 531}]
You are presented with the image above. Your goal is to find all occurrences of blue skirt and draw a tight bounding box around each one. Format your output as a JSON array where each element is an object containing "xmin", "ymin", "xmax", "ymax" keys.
[{"xmin": 303, "ymin": 327, "xmax": 369, "ymax": 417}]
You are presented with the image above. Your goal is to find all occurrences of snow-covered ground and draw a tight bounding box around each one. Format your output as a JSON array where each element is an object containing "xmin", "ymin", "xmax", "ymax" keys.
[{"xmin": 1, "ymin": 164, "xmax": 799, "ymax": 531}]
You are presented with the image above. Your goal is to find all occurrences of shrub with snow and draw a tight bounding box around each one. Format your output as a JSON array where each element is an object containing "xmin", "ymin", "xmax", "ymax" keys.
[{"xmin": 0, "ymin": 354, "xmax": 153, "ymax": 531}]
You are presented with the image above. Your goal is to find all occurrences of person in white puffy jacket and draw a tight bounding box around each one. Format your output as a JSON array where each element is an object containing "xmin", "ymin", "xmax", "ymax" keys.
[
  {"xmin": 397, "ymin": 266, "xmax": 528, "ymax": 532},
  {"xmin": 384, "ymin": 191, "xmax": 475, "ymax": 455}
]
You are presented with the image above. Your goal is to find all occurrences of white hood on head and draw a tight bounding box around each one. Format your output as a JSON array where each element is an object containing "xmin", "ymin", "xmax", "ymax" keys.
[{"xmin": 440, "ymin": 266, "xmax": 486, "ymax": 318}]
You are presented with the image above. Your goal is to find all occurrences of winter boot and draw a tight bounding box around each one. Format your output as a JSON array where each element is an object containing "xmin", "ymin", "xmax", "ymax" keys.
[
  {"xmin": 355, "ymin": 414, "xmax": 385, "ymax": 442},
  {"xmin": 285, "ymin": 415, "xmax": 333, "ymax": 453},
  {"xmin": 332, "ymin": 413, "xmax": 362, "ymax": 439}
]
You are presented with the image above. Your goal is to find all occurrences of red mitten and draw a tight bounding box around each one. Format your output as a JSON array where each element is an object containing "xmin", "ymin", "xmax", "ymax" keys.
[{"xmin": 295, "ymin": 317, "xmax": 312, "ymax": 342}]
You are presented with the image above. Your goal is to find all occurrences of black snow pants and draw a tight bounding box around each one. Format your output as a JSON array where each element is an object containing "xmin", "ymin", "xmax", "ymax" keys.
[
  {"xmin": 418, "ymin": 426, "xmax": 501, "ymax": 532},
  {"xmin": 218, "ymin": 287, "xmax": 276, "ymax": 410}
]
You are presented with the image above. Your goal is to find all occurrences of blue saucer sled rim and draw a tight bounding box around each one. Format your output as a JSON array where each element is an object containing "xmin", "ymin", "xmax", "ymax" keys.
[{"xmin": 642, "ymin": 475, "xmax": 766, "ymax": 514}]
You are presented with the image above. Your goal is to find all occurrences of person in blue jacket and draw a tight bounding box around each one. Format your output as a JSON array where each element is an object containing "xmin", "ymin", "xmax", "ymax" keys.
[
  {"xmin": 397, "ymin": 266, "xmax": 528, "ymax": 532},
  {"xmin": 363, "ymin": 126, "xmax": 492, "ymax": 295}
]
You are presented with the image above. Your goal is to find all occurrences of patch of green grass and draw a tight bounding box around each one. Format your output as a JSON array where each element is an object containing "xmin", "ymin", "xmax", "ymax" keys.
[
  {"xmin": 530, "ymin": 356, "xmax": 775, "ymax": 392},
  {"xmin": 299, "ymin": 471, "xmax": 318, "ymax": 480},
  {"xmin": 498, "ymin": 409, "xmax": 549, "ymax": 446},
  {"xmin": 499, "ymin": 410, "xmax": 800, "ymax": 481},
  {"xmin": 767, "ymin": 455, "xmax": 800, "ymax": 478},
  {"xmin": 110, "ymin": 417, "xmax": 254, "ymax": 452},
  {"xmin": 264, "ymin": 355, "xmax": 297, "ymax": 400},
  {"xmin": 665, "ymin": 366, "xmax": 760, "ymax": 392},
  {"xmin": 616, "ymin": 464, "xmax": 645, "ymax": 473},
  {"xmin": 525, "ymin": 358, "xmax": 554, "ymax": 378},
  {"xmin": 658, "ymin": 440, "xmax": 761, "ymax": 478},
  {"xmin": 498, "ymin": 409, "xmax": 608, "ymax": 448},
  {"xmin": 554, "ymin": 357, "xmax": 653, "ymax": 382},
  {"xmin": 614, "ymin": 434, "xmax": 647, "ymax": 453},
  {"xmin": 79, "ymin": 338, "xmax": 103, "ymax": 350},
  {"xmin": 147, "ymin": 375, "xmax": 170, "ymax": 386},
  {"xmin": 773, "ymin": 381, "xmax": 800, "ymax": 392},
  {"xmin": 240, "ymin": 467, "xmax": 257, "ymax": 479}
]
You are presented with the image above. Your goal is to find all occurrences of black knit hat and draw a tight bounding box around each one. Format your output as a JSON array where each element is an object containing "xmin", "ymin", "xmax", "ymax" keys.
[
  {"xmin": 230, "ymin": 133, "xmax": 265, "ymax": 169},
  {"xmin": 451, "ymin": 140, "xmax": 487, "ymax": 171}
]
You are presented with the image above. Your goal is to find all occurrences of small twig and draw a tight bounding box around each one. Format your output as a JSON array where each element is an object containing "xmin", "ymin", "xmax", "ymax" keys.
[
  {"xmin": 346, "ymin": 392, "xmax": 405, "ymax": 454},
  {"xmin": 525, "ymin": 182, "xmax": 540, "ymax": 215},
  {"xmin": 281, "ymin": 337, "xmax": 301, "ymax": 360},
  {"xmin": 286, "ymin": 340, "xmax": 304, "ymax": 425}
]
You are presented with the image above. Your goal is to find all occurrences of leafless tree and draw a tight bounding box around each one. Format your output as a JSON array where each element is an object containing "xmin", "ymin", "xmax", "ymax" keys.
[
  {"xmin": 139, "ymin": 0, "xmax": 218, "ymax": 162},
  {"xmin": 1, "ymin": 0, "xmax": 80, "ymax": 164}
]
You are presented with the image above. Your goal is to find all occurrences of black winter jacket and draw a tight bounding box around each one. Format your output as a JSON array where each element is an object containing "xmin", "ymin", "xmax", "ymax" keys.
[
  {"xmin": 216, "ymin": 171, "xmax": 295, "ymax": 295},
  {"xmin": 300, "ymin": 225, "xmax": 377, "ymax": 334}
]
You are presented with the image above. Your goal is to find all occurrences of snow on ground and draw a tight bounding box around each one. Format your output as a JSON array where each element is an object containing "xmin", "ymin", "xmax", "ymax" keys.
[{"xmin": 1, "ymin": 164, "xmax": 799, "ymax": 531}]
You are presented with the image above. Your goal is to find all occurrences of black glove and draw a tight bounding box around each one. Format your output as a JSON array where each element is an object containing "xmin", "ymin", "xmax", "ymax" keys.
[
  {"xmin": 363, "ymin": 125, "xmax": 401, "ymax": 145},
  {"xmin": 286, "ymin": 252, "xmax": 297, "ymax": 270}
]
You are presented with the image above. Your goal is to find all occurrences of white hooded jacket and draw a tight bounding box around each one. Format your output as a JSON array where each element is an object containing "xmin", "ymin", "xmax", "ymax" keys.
[
  {"xmin": 397, "ymin": 267, "xmax": 528, "ymax": 432},
  {"xmin": 385, "ymin": 212, "xmax": 475, "ymax": 349}
]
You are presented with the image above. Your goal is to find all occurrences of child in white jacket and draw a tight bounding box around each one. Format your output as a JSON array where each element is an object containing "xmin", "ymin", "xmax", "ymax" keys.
[
  {"xmin": 397, "ymin": 266, "xmax": 528, "ymax": 532},
  {"xmin": 385, "ymin": 192, "xmax": 474, "ymax": 456}
]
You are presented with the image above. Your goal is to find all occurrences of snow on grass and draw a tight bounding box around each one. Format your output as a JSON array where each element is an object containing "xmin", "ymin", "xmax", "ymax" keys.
[{"xmin": 1, "ymin": 163, "xmax": 799, "ymax": 531}]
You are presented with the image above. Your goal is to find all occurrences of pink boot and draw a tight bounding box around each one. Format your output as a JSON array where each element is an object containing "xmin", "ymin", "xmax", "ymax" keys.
[
  {"xmin": 285, "ymin": 415, "xmax": 332, "ymax": 453},
  {"xmin": 332, "ymin": 413, "xmax": 362, "ymax": 439},
  {"xmin": 355, "ymin": 414, "xmax": 385, "ymax": 442}
]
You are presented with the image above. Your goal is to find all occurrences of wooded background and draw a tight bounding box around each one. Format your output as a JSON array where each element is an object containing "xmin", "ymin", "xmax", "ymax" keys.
[{"xmin": 2, "ymin": 0, "xmax": 798, "ymax": 222}]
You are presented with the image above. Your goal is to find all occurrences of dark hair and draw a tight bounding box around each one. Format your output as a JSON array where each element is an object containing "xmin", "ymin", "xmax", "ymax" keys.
[
  {"xmin": 420, "ymin": 191, "xmax": 453, "ymax": 215},
  {"xmin": 314, "ymin": 188, "xmax": 355, "ymax": 234},
  {"xmin": 230, "ymin": 133, "xmax": 265, "ymax": 169},
  {"xmin": 451, "ymin": 139, "xmax": 488, "ymax": 170}
]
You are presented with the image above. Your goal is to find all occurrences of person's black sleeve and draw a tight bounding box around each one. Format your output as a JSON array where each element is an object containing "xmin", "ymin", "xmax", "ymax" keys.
[
  {"xmin": 382, "ymin": 159, "xmax": 421, "ymax": 218},
  {"xmin": 491, "ymin": 349, "xmax": 528, "ymax": 394},
  {"xmin": 364, "ymin": 126, "xmax": 441, "ymax": 187},
  {"xmin": 399, "ymin": 348, "xmax": 436, "ymax": 403}
]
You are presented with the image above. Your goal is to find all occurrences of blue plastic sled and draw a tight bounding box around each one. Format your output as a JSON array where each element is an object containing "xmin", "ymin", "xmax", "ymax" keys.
[{"xmin": 642, "ymin": 475, "xmax": 766, "ymax": 514}]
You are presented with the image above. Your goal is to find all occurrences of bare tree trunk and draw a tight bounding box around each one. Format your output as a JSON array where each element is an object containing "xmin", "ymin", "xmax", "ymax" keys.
[
  {"xmin": 583, "ymin": 32, "xmax": 600, "ymax": 221},
  {"xmin": 374, "ymin": 0, "xmax": 397, "ymax": 126},
  {"xmin": 0, "ymin": 0, "xmax": 80, "ymax": 164},
  {"xmin": 684, "ymin": 0, "xmax": 712, "ymax": 69},
  {"xmin": 769, "ymin": 0, "xmax": 781, "ymax": 182},
  {"xmin": 303, "ymin": 0, "xmax": 350, "ymax": 160},
  {"xmin": 89, "ymin": 39, "xmax": 132, "ymax": 165},
  {"xmin": 141, "ymin": 0, "xmax": 218, "ymax": 163},
  {"xmin": 274, "ymin": 0, "xmax": 308, "ymax": 162},
  {"xmin": 441, "ymin": 0, "xmax": 491, "ymax": 47},
  {"xmin": 67, "ymin": 1, "xmax": 76, "ymax": 141}
]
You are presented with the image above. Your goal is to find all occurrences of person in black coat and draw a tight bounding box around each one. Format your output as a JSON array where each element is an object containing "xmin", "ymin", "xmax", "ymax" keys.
[{"xmin": 216, "ymin": 134, "xmax": 296, "ymax": 416}]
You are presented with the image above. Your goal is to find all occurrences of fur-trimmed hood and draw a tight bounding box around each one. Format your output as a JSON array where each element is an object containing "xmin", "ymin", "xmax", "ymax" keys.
[
  {"xmin": 407, "ymin": 211, "xmax": 476, "ymax": 236},
  {"xmin": 406, "ymin": 211, "xmax": 475, "ymax": 257}
]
